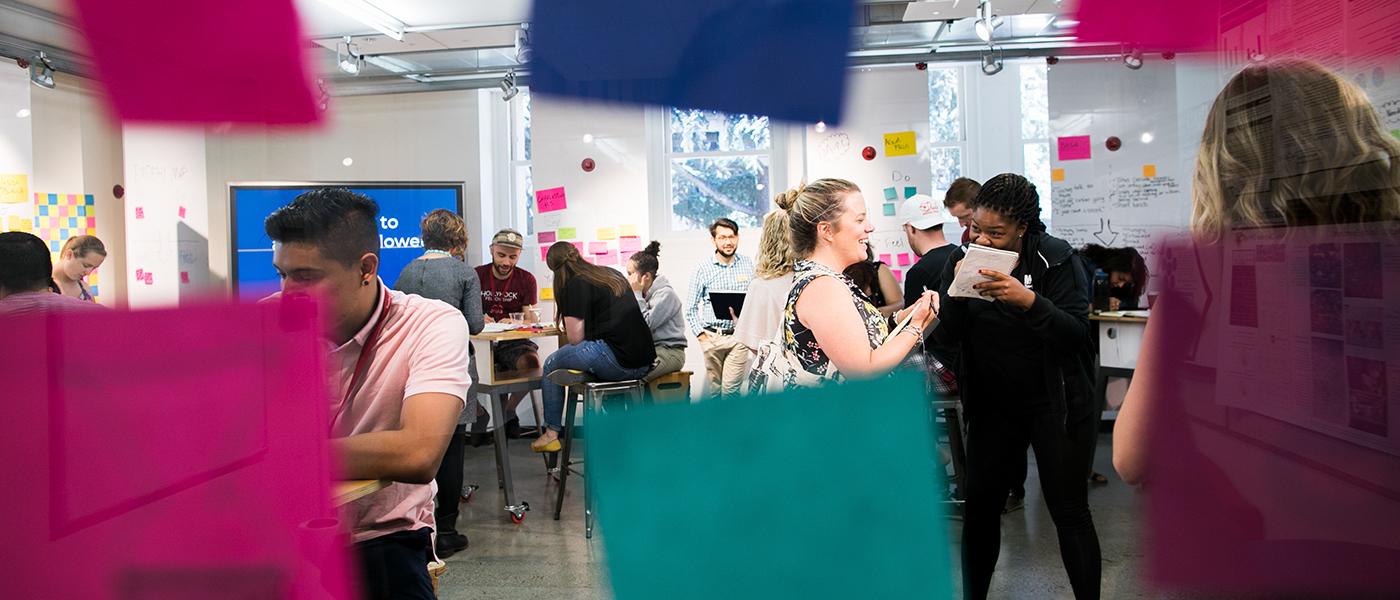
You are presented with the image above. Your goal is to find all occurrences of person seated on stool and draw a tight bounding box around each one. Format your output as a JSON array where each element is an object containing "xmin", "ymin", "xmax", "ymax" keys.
[
  {"xmin": 533, "ymin": 241, "xmax": 656, "ymax": 452},
  {"xmin": 264, "ymin": 189, "xmax": 471, "ymax": 600},
  {"xmin": 625, "ymin": 241, "xmax": 689, "ymax": 381}
]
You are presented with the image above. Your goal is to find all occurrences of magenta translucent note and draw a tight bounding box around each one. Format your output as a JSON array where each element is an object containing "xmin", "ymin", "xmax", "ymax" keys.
[
  {"xmin": 69, "ymin": 0, "xmax": 319, "ymax": 125},
  {"xmin": 0, "ymin": 298, "xmax": 356, "ymax": 599}
]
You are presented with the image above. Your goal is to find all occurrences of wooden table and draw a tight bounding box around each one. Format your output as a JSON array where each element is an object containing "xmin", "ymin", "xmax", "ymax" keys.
[
  {"xmin": 470, "ymin": 325, "xmax": 566, "ymax": 523},
  {"xmin": 333, "ymin": 479, "xmax": 386, "ymax": 506},
  {"xmin": 1089, "ymin": 312, "xmax": 1149, "ymax": 419}
]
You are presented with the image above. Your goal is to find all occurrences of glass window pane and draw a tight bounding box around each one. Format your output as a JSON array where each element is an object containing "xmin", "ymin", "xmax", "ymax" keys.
[
  {"xmin": 512, "ymin": 90, "xmax": 532, "ymax": 161},
  {"xmin": 1023, "ymin": 142, "xmax": 1052, "ymax": 226},
  {"xmin": 515, "ymin": 165, "xmax": 534, "ymax": 235},
  {"xmin": 669, "ymin": 156, "xmax": 769, "ymax": 230},
  {"xmin": 1020, "ymin": 63, "xmax": 1049, "ymax": 140},
  {"xmin": 930, "ymin": 147, "xmax": 962, "ymax": 191},
  {"xmin": 669, "ymin": 108, "xmax": 770, "ymax": 153},
  {"xmin": 928, "ymin": 67, "xmax": 962, "ymax": 143}
]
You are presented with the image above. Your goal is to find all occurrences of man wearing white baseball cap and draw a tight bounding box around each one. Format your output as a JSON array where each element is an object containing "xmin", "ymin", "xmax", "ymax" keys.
[{"xmin": 900, "ymin": 192, "xmax": 962, "ymax": 366}]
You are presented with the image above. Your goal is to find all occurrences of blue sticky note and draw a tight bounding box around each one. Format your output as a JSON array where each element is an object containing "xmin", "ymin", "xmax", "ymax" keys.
[
  {"xmin": 883, "ymin": 203, "xmax": 898, "ymax": 216},
  {"xmin": 530, "ymin": 0, "xmax": 856, "ymax": 124},
  {"xmin": 904, "ymin": 186, "xmax": 917, "ymax": 199},
  {"xmin": 588, "ymin": 373, "xmax": 952, "ymax": 599},
  {"xmin": 883, "ymin": 187, "xmax": 898, "ymax": 201}
]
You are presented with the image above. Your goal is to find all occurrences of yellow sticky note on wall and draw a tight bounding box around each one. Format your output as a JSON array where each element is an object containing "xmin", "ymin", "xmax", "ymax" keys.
[
  {"xmin": 6, "ymin": 215, "xmax": 32, "ymax": 232},
  {"xmin": 1051, "ymin": 168, "xmax": 1065, "ymax": 183},
  {"xmin": 540, "ymin": 287, "xmax": 555, "ymax": 301},
  {"xmin": 597, "ymin": 227, "xmax": 617, "ymax": 240},
  {"xmin": 883, "ymin": 131, "xmax": 917, "ymax": 157},
  {"xmin": 1142, "ymin": 164, "xmax": 1157, "ymax": 178},
  {"xmin": 557, "ymin": 227, "xmax": 577, "ymax": 239},
  {"xmin": 0, "ymin": 173, "xmax": 28, "ymax": 204},
  {"xmin": 619, "ymin": 224, "xmax": 639, "ymax": 237}
]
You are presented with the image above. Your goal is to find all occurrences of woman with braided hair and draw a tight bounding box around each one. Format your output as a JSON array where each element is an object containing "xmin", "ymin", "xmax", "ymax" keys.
[{"xmin": 932, "ymin": 173, "xmax": 1100, "ymax": 599}]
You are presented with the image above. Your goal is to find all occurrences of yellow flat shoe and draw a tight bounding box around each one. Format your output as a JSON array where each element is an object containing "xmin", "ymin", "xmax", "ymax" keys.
[{"xmin": 531, "ymin": 439, "xmax": 561, "ymax": 453}]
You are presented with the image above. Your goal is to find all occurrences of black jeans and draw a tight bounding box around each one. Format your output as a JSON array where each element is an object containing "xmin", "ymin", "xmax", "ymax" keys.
[
  {"xmin": 434, "ymin": 424, "xmax": 467, "ymax": 535},
  {"xmin": 961, "ymin": 409, "xmax": 1101, "ymax": 599},
  {"xmin": 355, "ymin": 528, "xmax": 436, "ymax": 600}
]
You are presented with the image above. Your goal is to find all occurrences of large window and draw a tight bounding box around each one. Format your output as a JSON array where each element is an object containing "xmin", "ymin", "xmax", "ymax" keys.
[
  {"xmin": 1019, "ymin": 63, "xmax": 1052, "ymax": 226},
  {"xmin": 665, "ymin": 108, "xmax": 771, "ymax": 231},
  {"xmin": 509, "ymin": 89, "xmax": 534, "ymax": 235},
  {"xmin": 928, "ymin": 67, "xmax": 965, "ymax": 191}
]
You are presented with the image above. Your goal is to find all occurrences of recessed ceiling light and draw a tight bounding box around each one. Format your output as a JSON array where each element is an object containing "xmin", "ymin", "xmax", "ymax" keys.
[
  {"xmin": 342, "ymin": 157, "xmax": 354, "ymax": 166},
  {"xmin": 16, "ymin": 108, "xmax": 30, "ymax": 118}
]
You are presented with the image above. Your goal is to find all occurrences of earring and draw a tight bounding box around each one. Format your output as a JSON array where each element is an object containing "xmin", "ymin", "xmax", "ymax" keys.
[{"xmin": 362, "ymin": 279, "xmax": 370, "ymax": 286}]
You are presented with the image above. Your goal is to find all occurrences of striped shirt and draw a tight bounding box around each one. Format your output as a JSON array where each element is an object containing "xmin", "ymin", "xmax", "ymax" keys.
[
  {"xmin": 685, "ymin": 253, "xmax": 755, "ymax": 336},
  {"xmin": 0, "ymin": 290, "xmax": 105, "ymax": 316}
]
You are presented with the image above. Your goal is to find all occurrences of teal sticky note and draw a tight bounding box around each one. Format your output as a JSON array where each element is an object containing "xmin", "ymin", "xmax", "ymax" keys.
[
  {"xmin": 588, "ymin": 374, "xmax": 952, "ymax": 599},
  {"xmin": 883, "ymin": 186, "xmax": 897, "ymax": 201},
  {"xmin": 883, "ymin": 202, "xmax": 897, "ymax": 216},
  {"xmin": 904, "ymin": 186, "xmax": 917, "ymax": 199}
]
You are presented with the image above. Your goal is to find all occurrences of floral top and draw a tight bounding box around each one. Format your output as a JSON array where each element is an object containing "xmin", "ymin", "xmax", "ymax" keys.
[{"xmin": 784, "ymin": 260, "xmax": 890, "ymax": 379}]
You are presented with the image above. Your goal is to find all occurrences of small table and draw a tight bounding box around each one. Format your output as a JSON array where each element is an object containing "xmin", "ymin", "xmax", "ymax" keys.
[
  {"xmin": 333, "ymin": 479, "xmax": 386, "ymax": 506},
  {"xmin": 1089, "ymin": 313, "xmax": 1149, "ymax": 419},
  {"xmin": 471, "ymin": 325, "xmax": 566, "ymax": 523}
]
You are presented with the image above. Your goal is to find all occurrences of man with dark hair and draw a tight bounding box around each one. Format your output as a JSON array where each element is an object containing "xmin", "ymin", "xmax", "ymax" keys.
[
  {"xmin": 685, "ymin": 217, "xmax": 754, "ymax": 397},
  {"xmin": 0, "ymin": 231, "xmax": 101, "ymax": 315},
  {"xmin": 265, "ymin": 188, "xmax": 471, "ymax": 600},
  {"xmin": 944, "ymin": 177, "xmax": 981, "ymax": 245}
]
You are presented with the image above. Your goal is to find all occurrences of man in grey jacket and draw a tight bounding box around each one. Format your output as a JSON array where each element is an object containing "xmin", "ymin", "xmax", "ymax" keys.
[{"xmin": 625, "ymin": 241, "xmax": 689, "ymax": 381}]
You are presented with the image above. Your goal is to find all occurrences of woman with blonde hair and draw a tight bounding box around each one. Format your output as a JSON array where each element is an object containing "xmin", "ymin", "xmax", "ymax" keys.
[
  {"xmin": 53, "ymin": 235, "xmax": 106, "ymax": 302},
  {"xmin": 766, "ymin": 179, "xmax": 938, "ymax": 387},
  {"xmin": 730, "ymin": 205, "xmax": 799, "ymax": 393},
  {"xmin": 532, "ymin": 241, "xmax": 655, "ymax": 452},
  {"xmin": 1114, "ymin": 59, "xmax": 1400, "ymax": 486}
]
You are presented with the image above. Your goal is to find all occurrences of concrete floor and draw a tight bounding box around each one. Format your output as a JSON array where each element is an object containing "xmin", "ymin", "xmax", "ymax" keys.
[{"xmin": 435, "ymin": 434, "xmax": 1155, "ymax": 600}]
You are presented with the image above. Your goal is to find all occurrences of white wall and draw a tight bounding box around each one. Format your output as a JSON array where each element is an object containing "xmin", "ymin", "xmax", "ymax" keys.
[
  {"xmin": 123, "ymin": 127, "xmax": 208, "ymax": 307},
  {"xmin": 0, "ymin": 60, "xmax": 33, "ymax": 240}
]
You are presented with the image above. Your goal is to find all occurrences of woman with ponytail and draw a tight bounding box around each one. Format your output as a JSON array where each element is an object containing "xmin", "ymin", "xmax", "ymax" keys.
[
  {"xmin": 932, "ymin": 173, "xmax": 1100, "ymax": 599},
  {"xmin": 531, "ymin": 241, "xmax": 656, "ymax": 452},
  {"xmin": 625, "ymin": 240, "xmax": 689, "ymax": 381}
]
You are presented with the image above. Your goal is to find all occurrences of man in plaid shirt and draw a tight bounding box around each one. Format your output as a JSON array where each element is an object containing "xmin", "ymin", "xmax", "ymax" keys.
[{"xmin": 685, "ymin": 218, "xmax": 755, "ymax": 397}]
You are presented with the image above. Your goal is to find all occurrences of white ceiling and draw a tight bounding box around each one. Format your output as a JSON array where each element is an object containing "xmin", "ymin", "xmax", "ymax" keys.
[{"xmin": 293, "ymin": 0, "xmax": 533, "ymax": 38}]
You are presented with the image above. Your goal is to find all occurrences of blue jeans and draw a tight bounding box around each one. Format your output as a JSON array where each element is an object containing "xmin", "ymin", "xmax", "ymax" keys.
[{"xmin": 541, "ymin": 340, "xmax": 651, "ymax": 431}]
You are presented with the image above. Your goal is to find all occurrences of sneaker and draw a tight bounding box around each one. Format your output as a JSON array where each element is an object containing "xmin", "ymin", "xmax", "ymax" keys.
[
  {"xmin": 1002, "ymin": 494, "xmax": 1025, "ymax": 514},
  {"xmin": 435, "ymin": 532, "xmax": 468, "ymax": 558}
]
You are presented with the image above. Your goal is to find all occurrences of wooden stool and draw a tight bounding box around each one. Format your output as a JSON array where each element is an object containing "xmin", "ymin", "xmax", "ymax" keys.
[{"xmin": 646, "ymin": 370, "xmax": 693, "ymax": 403}]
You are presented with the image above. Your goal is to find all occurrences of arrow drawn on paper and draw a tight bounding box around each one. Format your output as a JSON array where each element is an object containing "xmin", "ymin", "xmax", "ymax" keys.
[{"xmin": 1093, "ymin": 217, "xmax": 1119, "ymax": 246}]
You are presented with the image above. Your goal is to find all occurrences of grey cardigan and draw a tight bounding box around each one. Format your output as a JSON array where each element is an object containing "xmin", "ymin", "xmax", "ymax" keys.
[
  {"xmin": 638, "ymin": 275, "xmax": 688, "ymax": 348},
  {"xmin": 394, "ymin": 255, "xmax": 486, "ymax": 423}
]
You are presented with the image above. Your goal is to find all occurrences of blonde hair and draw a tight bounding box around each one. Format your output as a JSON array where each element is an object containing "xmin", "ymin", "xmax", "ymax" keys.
[
  {"xmin": 775, "ymin": 178, "xmax": 861, "ymax": 258},
  {"xmin": 62, "ymin": 235, "xmax": 106, "ymax": 258},
  {"xmin": 1192, "ymin": 59, "xmax": 1400, "ymax": 239},
  {"xmin": 753, "ymin": 208, "xmax": 796, "ymax": 279}
]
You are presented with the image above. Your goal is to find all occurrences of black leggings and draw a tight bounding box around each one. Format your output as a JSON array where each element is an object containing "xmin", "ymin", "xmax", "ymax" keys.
[
  {"xmin": 962, "ymin": 410, "xmax": 1101, "ymax": 599},
  {"xmin": 433, "ymin": 424, "xmax": 467, "ymax": 536}
]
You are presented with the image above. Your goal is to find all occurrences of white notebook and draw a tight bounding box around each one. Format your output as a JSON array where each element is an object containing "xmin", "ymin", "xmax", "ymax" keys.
[{"xmin": 949, "ymin": 244, "xmax": 1021, "ymax": 301}]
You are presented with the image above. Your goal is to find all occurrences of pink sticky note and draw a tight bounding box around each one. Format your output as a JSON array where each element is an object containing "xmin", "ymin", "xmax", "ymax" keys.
[
  {"xmin": 589, "ymin": 241, "xmax": 610, "ymax": 255},
  {"xmin": 619, "ymin": 236, "xmax": 643, "ymax": 254},
  {"xmin": 69, "ymin": 0, "xmax": 319, "ymax": 124},
  {"xmin": 892, "ymin": 269, "xmax": 903, "ymax": 282},
  {"xmin": 86, "ymin": 216, "xmax": 96, "ymax": 228},
  {"xmin": 571, "ymin": 241, "xmax": 585, "ymax": 252},
  {"xmin": 178, "ymin": 206, "xmax": 187, "ymax": 219},
  {"xmin": 540, "ymin": 247, "xmax": 551, "ymax": 261},
  {"xmin": 135, "ymin": 207, "xmax": 145, "ymax": 219},
  {"xmin": 897, "ymin": 253, "xmax": 912, "ymax": 267},
  {"xmin": 596, "ymin": 250, "xmax": 619, "ymax": 266},
  {"xmin": 135, "ymin": 268, "xmax": 144, "ymax": 280},
  {"xmin": 538, "ymin": 231, "xmax": 557, "ymax": 244},
  {"xmin": 583, "ymin": 256, "xmax": 597, "ymax": 265},
  {"xmin": 878, "ymin": 253, "xmax": 893, "ymax": 265},
  {"xmin": 144, "ymin": 272, "xmax": 154, "ymax": 285},
  {"xmin": 180, "ymin": 271, "xmax": 190, "ymax": 284},
  {"xmin": 536, "ymin": 186, "xmax": 568, "ymax": 213},
  {"xmin": 1057, "ymin": 136, "xmax": 1092, "ymax": 161},
  {"xmin": 0, "ymin": 300, "xmax": 356, "ymax": 599}
]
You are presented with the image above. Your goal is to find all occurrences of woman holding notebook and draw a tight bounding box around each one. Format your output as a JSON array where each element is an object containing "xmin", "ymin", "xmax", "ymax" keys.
[{"xmin": 932, "ymin": 173, "xmax": 1100, "ymax": 599}]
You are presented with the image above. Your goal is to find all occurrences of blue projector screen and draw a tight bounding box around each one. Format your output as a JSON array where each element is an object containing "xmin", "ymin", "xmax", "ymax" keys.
[{"xmin": 231, "ymin": 183, "xmax": 463, "ymax": 300}]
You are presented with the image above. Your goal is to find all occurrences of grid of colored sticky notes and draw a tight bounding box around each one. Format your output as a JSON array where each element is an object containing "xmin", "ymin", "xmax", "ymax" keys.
[
  {"xmin": 897, "ymin": 253, "xmax": 912, "ymax": 266},
  {"xmin": 1142, "ymin": 164, "xmax": 1157, "ymax": 178},
  {"xmin": 596, "ymin": 250, "xmax": 619, "ymax": 266},
  {"xmin": 903, "ymin": 186, "xmax": 917, "ymax": 199},
  {"xmin": 619, "ymin": 236, "xmax": 643, "ymax": 254},
  {"xmin": 587, "ymin": 373, "xmax": 949, "ymax": 599},
  {"xmin": 619, "ymin": 224, "xmax": 639, "ymax": 237},
  {"xmin": 589, "ymin": 241, "xmax": 611, "ymax": 254},
  {"xmin": 1057, "ymin": 135, "xmax": 1092, "ymax": 161},
  {"xmin": 1051, "ymin": 168, "xmax": 1065, "ymax": 182},
  {"xmin": 883, "ymin": 203, "xmax": 897, "ymax": 216},
  {"xmin": 538, "ymin": 231, "xmax": 558, "ymax": 244},
  {"xmin": 537, "ymin": 186, "xmax": 568, "ymax": 212},
  {"xmin": 541, "ymin": 287, "xmax": 555, "ymax": 300},
  {"xmin": 558, "ymin": 227, "xmax": 578, "ymax": 239},
  {"xmin": 597, "ymin": 227, "xmax": 617, "ymax": 240},
  {"xmin": 883, "ymin": 131, "xmax": 916, "ymax": 157},
  {"xmin": 883, "ymin": 187, "xmax": 897, "ymax": 201}
]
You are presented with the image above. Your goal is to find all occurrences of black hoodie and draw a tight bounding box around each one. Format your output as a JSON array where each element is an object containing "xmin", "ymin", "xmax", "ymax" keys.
[{"xmin": 932, "ymin": 232, "xmax": 1095, "ymax": 425}]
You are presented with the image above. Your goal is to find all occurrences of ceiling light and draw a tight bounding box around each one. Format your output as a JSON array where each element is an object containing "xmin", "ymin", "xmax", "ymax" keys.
[
  {"xmin": 974, "ymin": 1, "xmax": 1002, "ymax": 43},
  {"xmin": 337, "ymin": 37, "xmax": 363, "ymax": 75},
  {"xmin": 814, "ymin": 121, "xmax": 826, "ymax": 133},
  {"xmin": 582, "ymin": 133, "xmax": 594, "ymax": 144},
  {"xmin": 500, "ymin": 71, "xmax": 519, "ymax": 101},
  {"xmin": 342, "ymin": 157, "xmax": 354, "ymax": 166},
  {"xmin": 1124, "ymin": 48, "xmax": 1144, "ymax": 70},
  {"xmin": 316, "ymin": 0, "xmax": 406, "ymax": 41},
  {"xmin": 981, "ymin": 49, "xmax": 1003, "ymax": 76},
  {"xmin": 29, "ymin": 52, "xmax": 54, "ymax": 89},
  {"xmin": 514, "ymin": 24, "xmax": 532, "ymax": 64},
  {"xmin": 1140, "ymin": 132, "xmax": 1154, "ymax": 144},
  {"xmin": 1055, "ymin": 18, "xmax": 1079, "ymax": 28},
  {"xmin": 16, "ymin": 108, "xmax": 30, "ymax": 118}
]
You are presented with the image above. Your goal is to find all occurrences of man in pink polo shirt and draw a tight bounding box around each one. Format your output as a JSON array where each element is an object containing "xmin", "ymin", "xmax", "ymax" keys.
[{"xmin": 266, "ymin": 189, "xmax": 471, "ymax": 599}]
